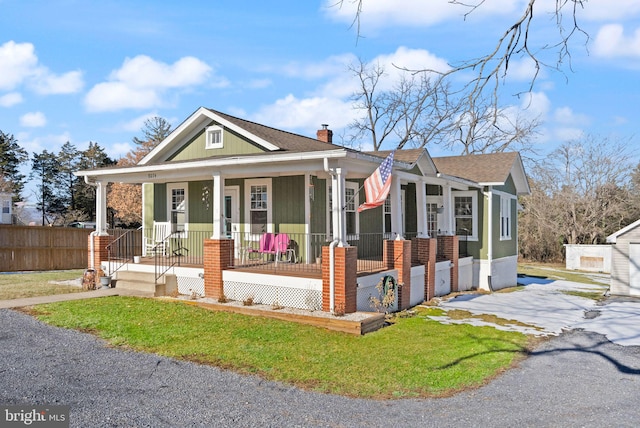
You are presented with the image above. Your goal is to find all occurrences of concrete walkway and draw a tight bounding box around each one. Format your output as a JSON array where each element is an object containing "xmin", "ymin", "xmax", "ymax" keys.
[{"xmin": 0, "ymin": 287, "xmax": 152, "ymax": 309}]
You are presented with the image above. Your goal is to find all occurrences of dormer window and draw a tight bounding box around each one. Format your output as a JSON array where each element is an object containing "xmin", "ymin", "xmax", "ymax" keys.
[{"xmin": 205, "ymin": 125, "xmax": 224, "ymax": 149}]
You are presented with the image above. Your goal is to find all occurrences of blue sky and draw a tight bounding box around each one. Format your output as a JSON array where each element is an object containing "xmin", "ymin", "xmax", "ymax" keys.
[{"xmin": 2, "ymin": 0, "xmax": 640, "ymax": 201}]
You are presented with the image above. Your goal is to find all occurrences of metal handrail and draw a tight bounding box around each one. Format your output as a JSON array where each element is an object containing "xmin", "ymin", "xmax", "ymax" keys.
[{"xmin": 105, "ymin": 227, "xmax": 141, "ymax": 275}]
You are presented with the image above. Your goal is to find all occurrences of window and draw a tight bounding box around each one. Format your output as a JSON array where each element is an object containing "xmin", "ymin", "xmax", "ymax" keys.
[
  {"xmin": 327, "ymin": 181, "xmax": 359, "ymax": 238},
  {"xmin": 454, "ymin": 191, "xmax": 477, "ymax": 240},
  {"xmin": 167, "ymin": 183, "xmax": 187, "ymax": 235},
  {"xmin": 500, "ymin": 195, "xmax": 512, "ymax": 240},
  {"xmin": 345, "ymin": 183, "xmax": 358, "ymax": 236},
  {"xmin": 250, "ymin": 184, "xmax": 268, "ymax": 234},
  {"xmin": 2, "ymin": 200, "xmax": 10, "ymax": 214},
  {"xmin": 383, "ymin": 195, "xmax": 392, "ymax": 236},
  {"xmin": 426, "ymin": 202, "xmax": 438, "ymax": 237},
  {"xmin": 205, "ymin": 125, "xmax": 224, "ymax": 149},
  {"xmin": 245, "ymin": 179, "xmax": 272, "ymax": 237}
]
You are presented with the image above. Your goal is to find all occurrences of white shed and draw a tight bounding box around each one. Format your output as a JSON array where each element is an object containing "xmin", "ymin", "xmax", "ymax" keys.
[
  {"xmin": 0, "ymin": 192, "xmax": 12, "ymax": 224},
  {"xmin": 606, "ymin": 219, "xmax": 640, "ymax": 297}
]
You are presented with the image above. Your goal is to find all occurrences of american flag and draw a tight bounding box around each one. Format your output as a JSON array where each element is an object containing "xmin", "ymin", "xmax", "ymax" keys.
[{"xmin": 358, "ymin": 151, "xmax": 394, "ymax": 212}]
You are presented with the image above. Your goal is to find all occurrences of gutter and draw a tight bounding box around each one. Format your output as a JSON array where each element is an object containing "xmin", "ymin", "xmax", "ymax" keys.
[
  {"xmin": 484, "ymin": 187, "xmax": 494, "ymax": 291},
  {"xmin": 84, "ymin": 176, "xmax": 99, "ymax": 269},
  {"xmin": 324, "ymin": 157, "xmax": 341, "ymax": 314}
]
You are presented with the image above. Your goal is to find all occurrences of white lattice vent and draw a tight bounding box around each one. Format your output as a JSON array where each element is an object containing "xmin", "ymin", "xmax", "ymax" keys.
[{"xmin": 223, "ymin": 280, "xmax": 322, "ymax": 311}]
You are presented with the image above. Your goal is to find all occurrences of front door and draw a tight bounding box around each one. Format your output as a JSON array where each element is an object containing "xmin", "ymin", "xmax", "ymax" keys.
[{"xmin": 224, "ymin": 187, "xmax": 240, "ymax": 257}]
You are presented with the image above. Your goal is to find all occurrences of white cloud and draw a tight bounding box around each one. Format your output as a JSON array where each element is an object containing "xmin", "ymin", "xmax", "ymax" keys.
[
  {"xmin": 118, "ymin": 112, "xmax": 162, "ymax": 133},
  {"xmin": 593, "ymin": 24, "xmax": 640, "ymax": 58},
  {"xmin": 323, "ymin": 0, "xmax": 520, "ymax": 29},
  {"xmin": 0, "ymin": 41, "xmax": 38, "ymax": 90},
  {"xmin": 30, "ymin": 70, "xmax": 84, "ymax": 95},
  {"xmin": 17, "ymin": 131, "xmax": 71, "ymax": 154},
  {"xmin": 0, "ymin": 40, "xmax": 84, "ymax": 95},
  {"xmin": 0, "ymin": 92, "xmax": 23, "ymax": 107},
  {"xmin": 553, "ymin": 107, "xmax": 590, "ymax": 127},
  {"xmin": 85, "ymin": 55, "xmax": 216, "ymax": 112},
  {"xmin": 110, "ymin": 142, "xmax": 134, "ymax": 158},
  {"xmin": 20, "ymin": 111, "xmax": 47, "ymax": 128},
  {"xmin": 251, "ymin": 47, "xmax": 450, "ymax": 136},
  {"xmin": 251, "ymin": 94, "xmax": 355, "ymax": 132},
  {"xmin": 578, "ymin": 0, "xmax": 640, "ymax": 21}
]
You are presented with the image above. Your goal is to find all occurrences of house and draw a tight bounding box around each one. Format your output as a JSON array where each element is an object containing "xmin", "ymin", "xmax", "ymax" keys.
[
  {"xmin": 606, "ymin": 219, "xmax": 640, "ymax": 297},
  {"xmin": 0, "ymin": 192, "xmax": 13, "ymax": 224},
  {"xmin": 74, "ymin": 107, "xmax": 530, "ymax": 313}
]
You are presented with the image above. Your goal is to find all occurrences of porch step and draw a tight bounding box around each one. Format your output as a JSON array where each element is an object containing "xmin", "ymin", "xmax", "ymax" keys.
[{"xmin": 113, "ymin": 271, "xmax": 177, "ymax": 297}]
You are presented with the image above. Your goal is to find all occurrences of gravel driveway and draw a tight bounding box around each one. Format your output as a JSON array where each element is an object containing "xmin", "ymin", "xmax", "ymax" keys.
[{"xmin": 1, "ymin": 306, "xmax": 639, "ymax": 427}]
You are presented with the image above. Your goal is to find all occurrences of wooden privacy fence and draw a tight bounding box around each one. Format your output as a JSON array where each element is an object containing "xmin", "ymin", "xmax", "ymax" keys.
[{"xmin": 0, "ymin": 225, "xmax": 92, "ymax": 272}]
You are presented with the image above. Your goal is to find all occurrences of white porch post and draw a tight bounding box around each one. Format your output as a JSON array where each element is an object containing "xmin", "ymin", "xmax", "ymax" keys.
[
  {"xmin": 442, "ymin": 184, "xmax": 453, "ymax": 235},
  {"xmin": 332, "ymin": 168, "xmax": 347, "ymax": 246},
  {"xmin": 95, "ymin": 180, "xmax": 108, "ymax": 236},
  {"xmin": 416, "ymin": 180, "xmax": 428, "ymax": 237},
  {"xmin": 390, "ymin": 174, "xmax": 403, "ymax": 239},
  {"xmin": 211, "ymin": 171, "xmax": 224, "ymax": 239}
]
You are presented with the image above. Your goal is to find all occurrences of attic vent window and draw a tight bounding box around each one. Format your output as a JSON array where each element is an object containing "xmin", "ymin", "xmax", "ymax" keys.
[{"xmin": 205, "ymin": 125, "xmax": 224, "ymax": 149}]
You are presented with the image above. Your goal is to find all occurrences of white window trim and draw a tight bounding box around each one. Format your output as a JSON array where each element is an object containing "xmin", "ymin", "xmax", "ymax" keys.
[
  {"xmin": 453, "ymin": 191, "xmax": 478, "ymax": 241},
  {"xmin": 167, "ymin": 182, "xmax": 188, "ymax": 237},
  {"xmin": 244, "ymin": 178, "xmax": 273, "ymax": 240},
  {"xmin": 205, "ymin": 125, "xmax": 224, "ymax": 149},
  {"xmin": 500, "ymin": 195, "xmax": 513, "ymax": 241},
  {"xmin": 345, "ymin": 181, "xmax": 360, "ymax": 240}
]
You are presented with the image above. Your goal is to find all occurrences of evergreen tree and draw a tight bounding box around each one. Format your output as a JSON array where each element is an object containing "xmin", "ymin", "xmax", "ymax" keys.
[
  {"xmin": 74, "ymin": 142, "xmax": 115, "ymax": 220},
  {"xmin": 30, "ymin": 150, "xmax": 65, "ymax": 225},
  {"xmin": 0, "ymin": 130, "xmax": 29, "ymax": 200}
]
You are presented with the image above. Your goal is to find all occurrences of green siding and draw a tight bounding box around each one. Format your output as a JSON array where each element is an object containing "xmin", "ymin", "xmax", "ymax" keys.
[
  {"xmin": 273, "ymin": 176, "xmax": 305, "ymax": 231},
  {"xmin": 188, "ymin": 181, "xmax": 214, "ymax": 224},
  {"xmin": 154, "ymin": 183, "xmax": 167, "ymax": 222},
  {"xmin": 143, "ymin": 183, "xmax": 154, "ymax": 229},
  {"xmin": 168, "ymin": 121, "xmax": 265, "ymax": 162},
  {"xmin": 310, "ymin": 177, "xmax": 327, "ymax": 235}
]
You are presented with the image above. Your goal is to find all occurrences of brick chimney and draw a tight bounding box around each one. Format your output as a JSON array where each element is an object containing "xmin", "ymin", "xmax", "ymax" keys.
[{"xmin": 316, "ymin": 124, "xmax": 333, "ymax": 143}]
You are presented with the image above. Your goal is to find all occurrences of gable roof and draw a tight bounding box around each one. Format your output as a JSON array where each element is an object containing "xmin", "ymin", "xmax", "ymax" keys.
[
  {"xmin": 432, "ymin": 152, "xmax": 530, "ymax": 195},
  {"xmin": 606, "ymin": 219, "xmax": 640, "ymax": 243},
  {"xmin": 141, "ymin": 107, "xmax": 344, "ymax": 164}
]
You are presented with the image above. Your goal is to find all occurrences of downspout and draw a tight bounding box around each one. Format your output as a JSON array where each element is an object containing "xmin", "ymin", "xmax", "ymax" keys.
[
  {"xmin": 484, "ymin": 187, "xmax": 494, "ymax": 291},
  {"xmin": 84, "ymin": 176, "xmax": 99, "ymax": 269},
  {"xmin": 324, "ymin": 158, "xmax": 340, "ymax": 313}
]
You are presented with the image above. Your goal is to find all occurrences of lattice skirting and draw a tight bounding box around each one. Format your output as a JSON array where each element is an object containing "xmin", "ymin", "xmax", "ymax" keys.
[
  {"xmin": 177, "ymin": 276, "xmax": 205, "ymax": 296},
  {"xmin": 223, "ymin": 280, "xmax": 323, "ymax": 311}
]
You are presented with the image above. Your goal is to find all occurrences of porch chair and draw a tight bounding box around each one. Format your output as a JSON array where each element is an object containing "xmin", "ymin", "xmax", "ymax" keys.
[
  {"xmin": 144, "ymin": 221, "xmax": 171, "ymax": 256},
  {"xmin": 244, "ymin": 232, "xmax": 275, "ymax": 263},
  {"xmin": 273, "ymin": 233, "xmax": 296, "ymax": 265}
]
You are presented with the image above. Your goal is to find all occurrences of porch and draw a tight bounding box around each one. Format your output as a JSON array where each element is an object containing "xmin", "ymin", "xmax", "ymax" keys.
[{"xmin": 97, "ymin": 228, "xmax": 471, "ymax": 314}]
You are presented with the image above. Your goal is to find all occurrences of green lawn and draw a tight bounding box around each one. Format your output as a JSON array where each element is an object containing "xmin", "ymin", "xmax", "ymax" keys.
[
  {"xmin": 28, "ymin": 296, "xmax": 531, "ymax": 399},
  {"xmin": 0, "ymin": 270, "xmax": 86, "ymax": 300}
]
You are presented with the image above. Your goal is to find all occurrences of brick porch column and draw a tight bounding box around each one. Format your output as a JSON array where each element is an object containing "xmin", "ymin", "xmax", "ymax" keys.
[
  {"xmin": 88, "ymin": 234, "xmax": 113, "ymax": 280},
  {"xmin": 415, "ymin": 237, "xmax": 436, "ymax": 301},
  {"xmin": 383, "ymin": 239, "xmax": 412, "ymax": 310},
  {"xmin": 440, "ymin": 235, "xmax": 459, "ymax": 293},
  {"xmin": 203, "ymin": 238, "xmax": 234, "ymax": 299},
  {"xmin": 322, "ymin": 245, "xmax": 357, "ymax": 314}
]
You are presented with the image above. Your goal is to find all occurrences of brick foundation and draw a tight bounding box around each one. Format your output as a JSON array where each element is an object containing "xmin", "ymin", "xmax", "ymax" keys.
[
  {"xmin": 322, "ymin": 245, "xmax": 357, "ymax": 314},
  {"xmin": 203, "ymin": 239, "xmax": 234, "ymax": 299},
  {"xmin": 383, "ymin": 239, "xmax": 412, "ymax": 310},
  {"xmin": 415, "ymin": 238, "xmax": 437, "ymax": 301},
  {"xmin": 440, "ymin": 235, "xmax": 459, "ymax": 292},
  {"xmin": 88, "ymin": 234, "xmax": 113, "ymax": 286}
]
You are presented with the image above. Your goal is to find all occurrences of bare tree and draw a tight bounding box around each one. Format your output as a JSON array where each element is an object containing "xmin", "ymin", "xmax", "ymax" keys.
[
  {"xmin": 519, "ymin": 135, "xmax": 636, "ymax": 261},
  {"xmin": 349, "ymin": 59, "xmax": 540, "ymax": 154},
  {"xmin": 337, "ymin": 0, "xmax": 588, "ymax": 110}
]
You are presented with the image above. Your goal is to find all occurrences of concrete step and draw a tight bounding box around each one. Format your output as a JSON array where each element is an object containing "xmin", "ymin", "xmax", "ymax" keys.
[{"xmin": 113, "ymin": 271, "xmax": 177, "ymax": 297}]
